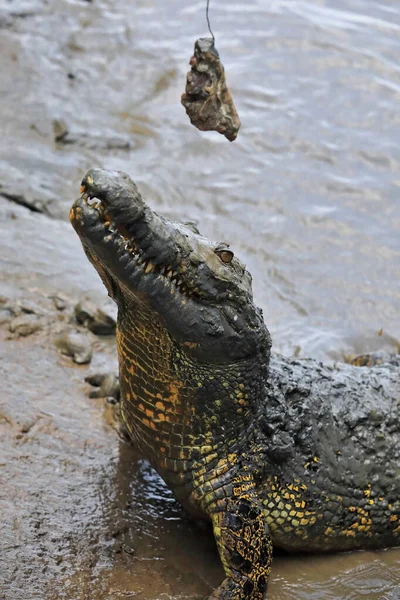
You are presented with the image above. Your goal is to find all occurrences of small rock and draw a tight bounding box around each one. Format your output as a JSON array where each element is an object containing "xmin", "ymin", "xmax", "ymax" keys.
[
  {"xmin": 85, "ymin": 372, "xmax": 120, "ymax": 401},
  {"xmin": 75, "ymin": 296, "xmax": 116, "ymax": 335},
  {"xmin": 84, "ymin": 373, "xmax": 104, "ymax": 387},
  {"xmin": 20, "ymin": 419, "xmax": 36, "ymax": 434},
  {"xmin": 55, "ymin": 329, "xmax": 92, "ymax": 364},
  {"xmin": 9, "ymin": 314, "xmax": 42, "ymax": 337},
  {"xmin": 52, "ymin": 118, "xmax": 69, "ymax": 142},
  {"xmin": 16, "ymin": 299, "xmax": 43, "ymax": 315},
  {"xmin": 51, "ymin": 293, "xmax": 68, "ymax": 311},
  {"xmin": 0, "ymin": 308, "xmax": 14, "ymax": 326}
]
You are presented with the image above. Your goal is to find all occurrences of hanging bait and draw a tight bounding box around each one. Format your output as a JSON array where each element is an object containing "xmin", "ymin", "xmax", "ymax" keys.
[{"xmin": 181, "ymin": 37, "xmax": 241, "ymax": 142}]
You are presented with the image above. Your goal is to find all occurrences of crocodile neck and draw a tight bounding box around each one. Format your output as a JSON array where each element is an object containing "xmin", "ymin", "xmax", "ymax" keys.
[{"xmin": 116, "ymin": 294, "xmax": 268, "ymax": 490}]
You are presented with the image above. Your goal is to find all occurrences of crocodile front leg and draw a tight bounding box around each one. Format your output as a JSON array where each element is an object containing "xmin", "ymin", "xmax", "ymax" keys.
[{"xmin": 208, "ymin": 477, "xmax": 273, "ymax": 600}]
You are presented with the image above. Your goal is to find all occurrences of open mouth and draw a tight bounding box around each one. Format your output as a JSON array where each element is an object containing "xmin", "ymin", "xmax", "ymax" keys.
[{"xmin": 71, "ymin": 186, "xmax": 195, "ymax": 299}]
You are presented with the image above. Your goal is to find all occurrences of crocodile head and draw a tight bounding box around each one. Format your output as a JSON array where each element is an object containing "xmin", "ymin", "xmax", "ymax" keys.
[{"xmin": 70, "ymin": 169, "xmax": 271, "ymax": 367}]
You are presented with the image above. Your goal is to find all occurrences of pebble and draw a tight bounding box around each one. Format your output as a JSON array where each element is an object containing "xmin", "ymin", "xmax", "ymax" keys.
[
  {"xmin": 9, "ymin": 314, "xmax": 42, "ymax": 337},
  {"xmin": 54, "ymin": 329, "xmax": 92, "ymax": 364},
  {"xmin": 75, "ymin": 296, "xmax": 116, "ymax": 335},
  {"xmin": 51, "ymin": 293, "xmax": 68, "ymax": 311},
  {"xmin": 85, "ymin": 372, "xmax": 120, "ymax": 401}
]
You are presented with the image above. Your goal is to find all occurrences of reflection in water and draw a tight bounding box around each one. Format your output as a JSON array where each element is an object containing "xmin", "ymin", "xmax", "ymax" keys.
[
  {"xmin": 270, "ymin": 550, "xmax": 400, "ymax": 599},
  {"xmin": 65, "ymin": 442, "xmax": 222, "ymax": 599},
  {"xmin": 55, "ymin": 441, "xmax": 400, "ymax": 599}
]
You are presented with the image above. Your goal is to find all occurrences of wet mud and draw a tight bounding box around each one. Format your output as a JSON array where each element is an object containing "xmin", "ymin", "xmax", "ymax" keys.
[{"xmin": 1, "ymin": 0, "xmax": 399, "ymax": 599}]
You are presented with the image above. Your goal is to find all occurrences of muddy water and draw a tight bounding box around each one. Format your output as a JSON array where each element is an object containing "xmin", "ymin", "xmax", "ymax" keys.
[{"xmin": 1, "ymin": 0, "xmax": 399, "ymax": 598}]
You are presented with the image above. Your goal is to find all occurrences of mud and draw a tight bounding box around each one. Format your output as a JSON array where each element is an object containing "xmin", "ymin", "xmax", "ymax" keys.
[{"xmin": 1, "ymin": 0, "xmax": 399, "ymax": 599}]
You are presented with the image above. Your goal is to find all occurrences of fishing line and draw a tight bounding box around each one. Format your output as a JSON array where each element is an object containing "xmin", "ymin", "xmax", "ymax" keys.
[{"xmin": 206, "ymin": 0, "xmax": 215, "ymax": 42}]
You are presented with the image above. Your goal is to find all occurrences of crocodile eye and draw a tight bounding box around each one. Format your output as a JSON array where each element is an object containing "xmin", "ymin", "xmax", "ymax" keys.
[{"xmin": 215, "ymin": 249, "xmax": 234, "ymax": 264}]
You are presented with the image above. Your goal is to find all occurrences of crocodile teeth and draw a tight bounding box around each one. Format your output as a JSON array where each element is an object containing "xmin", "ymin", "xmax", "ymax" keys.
[{"xmin": 92, "ymin": 205, "xmax": 195, "ymax": 295}]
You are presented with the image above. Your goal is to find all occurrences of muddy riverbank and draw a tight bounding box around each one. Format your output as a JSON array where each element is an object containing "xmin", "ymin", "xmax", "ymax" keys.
[{"xmin": 1, "ymin": 0, "xmax": 399, "ymax": 598}]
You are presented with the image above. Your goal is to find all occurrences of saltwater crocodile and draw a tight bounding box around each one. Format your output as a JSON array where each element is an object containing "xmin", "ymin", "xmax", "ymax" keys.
[{"xmin": 70, "ymin": 168, "xmax": 400, "ymax": 599}]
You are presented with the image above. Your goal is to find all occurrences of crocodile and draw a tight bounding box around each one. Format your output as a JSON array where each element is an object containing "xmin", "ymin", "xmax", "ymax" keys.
[{"xmin": 70, "ymin": 168, "xmax": 400, "ymax": 600}]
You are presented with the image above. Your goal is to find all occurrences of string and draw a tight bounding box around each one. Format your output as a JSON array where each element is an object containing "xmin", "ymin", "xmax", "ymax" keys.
[{"xmin": 206, "ymin": 0, "xmax": 215, "ymax": 42}]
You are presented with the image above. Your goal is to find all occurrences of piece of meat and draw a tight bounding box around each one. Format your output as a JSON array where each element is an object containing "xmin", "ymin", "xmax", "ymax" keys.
[{"xmin": 181, "ymin": 38, "xmax": 241, "ymax": 142}]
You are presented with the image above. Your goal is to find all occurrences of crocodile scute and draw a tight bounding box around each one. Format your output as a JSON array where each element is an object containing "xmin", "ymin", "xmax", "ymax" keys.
[{"xmin": 70, "ymin": 168, "xmax": 400, "ymax": 600}]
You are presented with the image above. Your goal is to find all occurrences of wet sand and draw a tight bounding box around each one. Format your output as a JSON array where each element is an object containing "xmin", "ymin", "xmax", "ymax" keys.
[{"xmin": 1, "ymin": 0, "xmax": 399, "ymax": 598}]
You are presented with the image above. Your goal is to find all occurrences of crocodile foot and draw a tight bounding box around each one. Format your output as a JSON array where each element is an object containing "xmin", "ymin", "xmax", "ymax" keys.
[
  {"xmin": 208, "ymin": 576, "xmax": 266, "ymax": 600},
  {"xmin": 207, "ymin": 485, "xmax": 272, "ymax": 600}
]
